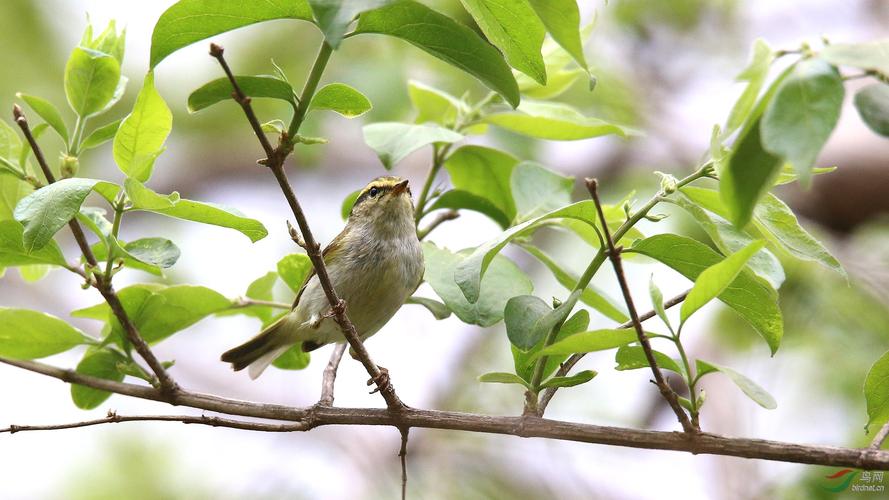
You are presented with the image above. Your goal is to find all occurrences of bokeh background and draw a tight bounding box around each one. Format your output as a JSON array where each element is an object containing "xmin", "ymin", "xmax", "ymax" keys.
[{"xmin": 1, "ymin": 1, "xmax": 889, "ymax": 498}]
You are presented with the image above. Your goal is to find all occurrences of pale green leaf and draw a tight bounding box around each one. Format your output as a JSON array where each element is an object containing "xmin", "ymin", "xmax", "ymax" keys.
[
  {"xmin": 486, "ymin": 100, "xmax": 631, "ymax": 140},
  {"xmin": 423, "ymin": 242, "xmax": 532, "ymax": 327},
  {"xmin": 854, "ymin": 83, "xmax": 889, "ymax": 137},
  {"xmin": 362, "ymin": 122, "xmax": 462, "ymax": 169},
  {"xmin": 16, "ymin": 93, "xmax": 69, "ymax": 143},
  {"xmin": 309, "ymin": 83, "xmax": 372, "ymax": 118},
  {"xmin": 64, "ymin": 47, "xmax": 121, "ymax": 117},
  {"xmin": 114, "ymin": 73, "xmax": 172, "ymax": 182}
]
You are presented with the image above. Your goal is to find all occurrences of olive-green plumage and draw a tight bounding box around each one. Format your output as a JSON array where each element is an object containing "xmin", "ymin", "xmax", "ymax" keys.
[{"xmin": 221, "ymin": 177, "xmax": 424, "ymax": 379}]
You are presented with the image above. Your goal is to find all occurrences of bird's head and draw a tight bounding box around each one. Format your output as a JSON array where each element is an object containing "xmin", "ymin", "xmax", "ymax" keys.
[{"xmin": 347, "ymin": 176, "xmax": 415, "ymax": 235}]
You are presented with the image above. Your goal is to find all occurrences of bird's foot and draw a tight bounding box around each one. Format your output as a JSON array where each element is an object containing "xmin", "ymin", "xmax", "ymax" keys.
[{"xmin": 367, "ymin": 365, "xmax": 390, "ymax": 395}]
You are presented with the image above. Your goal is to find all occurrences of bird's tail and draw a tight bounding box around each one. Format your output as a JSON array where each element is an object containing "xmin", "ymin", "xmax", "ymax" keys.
[{"xmin": 221, "ymin": 316, "xmax": 291, "ymax": 379}]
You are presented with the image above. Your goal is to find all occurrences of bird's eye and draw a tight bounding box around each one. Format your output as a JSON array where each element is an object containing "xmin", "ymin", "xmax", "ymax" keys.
[{"xmin": 369, "ymin": 187, "xmax": 380, "ymax": 197}]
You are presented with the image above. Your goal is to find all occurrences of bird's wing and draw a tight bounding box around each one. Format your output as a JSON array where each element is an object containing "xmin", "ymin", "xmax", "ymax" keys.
[{"xmin": 289, "ymin": 227, "xmax": 348, "ymax": 309}]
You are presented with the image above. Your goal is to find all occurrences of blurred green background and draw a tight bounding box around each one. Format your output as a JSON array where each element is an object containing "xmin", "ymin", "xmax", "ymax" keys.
[{"xmin": 1, "ymin": 1, "xmax": 889, "ymax": 498}]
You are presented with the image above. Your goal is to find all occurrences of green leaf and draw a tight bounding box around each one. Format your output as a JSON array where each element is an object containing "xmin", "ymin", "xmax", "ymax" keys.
[
  {"xmin": 13, "ymin": 178, "xmax": 117, "ymax": 252},
  {"xmin": 774, "ymin": 165, "xmax": 836, "ymax": 186},
  {"xmin": 114, "ymin": 73, "xmax": 172, "ymax": 182},
  {"xmin": 16, "ymin": 93, "xmax": 69, "ymax": 143},
  {"xmin": 865, "ymin": 350, "xmax": 889, "ymax": 433},
  {"xmin": 527, "ymin": 0, "xmax": 587, "ymax": 71},
  {"xmin": 486, "ymin": 100, "xmax": 631, "ymax": 140},
  {"xmin": 150, "ymin": 0, "xmax": 313, "ymax": 68},
  {"xmin": 540, "ymin": 370, "xmax": 597, "ymax": 389},
  {"xmin": 854, "ymin": 83, "xmax": 889, "ymax": 137},
  {"xmin": 428, "ymin": 190, "xmax": 510, "ymax": 229},
  {"xmin": 761, "ymin": 59, "xmax": 844, "ymax": 184},
  {"xmin": 127, "ymin": 181, "xmax": 267, "ymax": 242},
  {"xmin": 341, "ymin": 189, "xmax": 361, "ymax": 220},
  {"xmin": 0, "ymin": 118, "xmax": 22, "ymax": 163},
  {"xmin": 455, "ymin": 200, "xmax": 598, "ymax": 303},
  {"xmin": 504, "ymin": 295, "xmax": 552, "ymax": 350},
  {"xmin": 362, "ymin": 123, "xmax": 463, "ymax": 169},
  {"xmin": 720, "ymin": 119, "xmax": 782, "ymax": 228},
  {"xmin": 511, "ymin": 161, "xmax": 573, "ymax": 222},
  {"xmin": 724, "ymin": 38, "xmax": 773, "ymax": 137},
  {"xmin": 19, "ymin": 264, "xmax": 52, "ymax": 282},
  {"xmin": 648, "ymin": 276, "xmax": 671, "ymax": 330},
  {"xmin": 405, "ymin": 296, "xmax": 451, "ymax": 320},
  {"xmin": 80, "ymin": 20, "xmax": 126, "ymax": 64},
  {"xmin": 681, "ymin": 240, "xmax": 764, "ymax": 324},
  {"xmin": 0, "ymin": 175, "xmax": 31, "ymax": 222},
  {"xmin": 308, "ymin": 0, "xmax": 393, "ymax": 48},
  {"xmin": 187, "ymin": 75, "xmax": 296, "ymax": 113},
  {"xmin": 124, "ymin": 238, "xmax": 181, "ymax": 268},
  {"xmin": 696, "ymin": 359, "xmax": 776, "ymax": 410},
  {"xmin": 719, "ymin": 65, "xmax": 794, "ymax": 227},
  {"xmin": 64, "ymin": 47, "xmax": 121, "ymax": 117},
  {"xmin": 71, "ymin": 348, "xmax": 126, "ymax": 410},
  {"xmin": 444, "ymin": 145, "xmax": 517, "ymax": 222},
  {"xmin": 309, "ymin": 83, "xmax": 372, "ymax": 118},
  {"xmin": 520, "ymin": 244, "xmax": 627, "ymax": 323},
  {"xmin": 76, "ymin": 284, "xmax": 232, "ymax": 344},
  {"xmin": 478, "ymin": 371, "xmax": 531, "ymax": 389},
  {"xmin": 674, "ymin": 194, "xmax": 784, "ymax": 289},
  {"xmin": 820, "ymin": 40, "xmax": 889, "ymax": 77},
  {"xmin": 90, "ymin": 240, "xmax": 163, "ymax": 277},
  {"xmin": 277, "ymin": 253, "xmax": 313, "ymax": 294},
  {"xmin": 80, "ymin": 119, "xmax": 122, "ymax": 151},
  {"xmin": 408, "ymin": 80, "xmax": 465, "ymax": 126},
  {"xmin": 272, "ymin": 344, "xmax": 311, "ymax": 370},
  {"xmin": 0, "ymin": 220, "xmax": 67, "ymax": 267},
  {"xmin": 517, "ymin": 67, "xmax": 585, "ymax": 100},
  {"xmin": 355, "ymin": 0, "xmax": 520, "ymax": 107},
  {"xmin": 423, "ymin": 242, "xmax": 532, "ymax": 327},
  {"xmin": 0, "ymin": 308, "xmax": 89, "ymax": 359},
  {"xmin": 512, "ymin": 309, "xmax": 588, "ymax": 381},
  {"xmin": 631, "ymin": 234, "xmax": 782, "ymax": 354},
  {"xmin": 615, "ymin": 345, "xmax": 684, "ymax": 376},
  {"xmin": 682, "ymin": 186, "xmax": 844, "ymax": 277},
  {"xmin": 459, "ymin": 0, "xmax": 546, "ymax": 84},
  {"xmin": 532, "ymin": 328, "xmax": 639, "ymax": 359}
]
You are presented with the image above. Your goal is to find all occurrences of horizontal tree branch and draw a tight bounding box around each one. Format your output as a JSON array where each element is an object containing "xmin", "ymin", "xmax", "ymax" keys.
[
  {"xmin": 3, "ymin": 356, "xmax": 888, "ymax": 470},
  {"xmin": 1, "ymin": 411, "xmax": 309, "ymax": 434}
]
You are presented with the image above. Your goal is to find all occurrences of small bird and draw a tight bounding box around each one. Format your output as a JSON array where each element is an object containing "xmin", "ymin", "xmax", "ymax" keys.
[{"xmin": 221, "ymin": 176, "xmax": 424, "ymax": 379}]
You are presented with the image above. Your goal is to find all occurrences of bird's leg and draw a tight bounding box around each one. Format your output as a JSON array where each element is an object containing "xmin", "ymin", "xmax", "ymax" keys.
[
  {"xmin": 367, "ymin": 366, "xmax": 391, "ymax": 395},
  {"xmin": 312, "ymin": 299, "xmax": 347, "ymax": 328}
]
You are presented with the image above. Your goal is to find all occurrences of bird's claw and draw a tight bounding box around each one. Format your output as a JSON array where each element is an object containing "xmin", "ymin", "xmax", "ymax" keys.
[{"xmin": 367, "ymin": 366, "xmax": 390, "ymax": 394}]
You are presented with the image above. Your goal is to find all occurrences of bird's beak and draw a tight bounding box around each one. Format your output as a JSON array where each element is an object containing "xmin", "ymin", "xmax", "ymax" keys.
[{"xmin": 392, "ymin": 179, "xmax": 409, "ymax": 195}]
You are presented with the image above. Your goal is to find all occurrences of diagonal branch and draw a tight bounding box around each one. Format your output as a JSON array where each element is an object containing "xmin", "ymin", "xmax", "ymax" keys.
[
  {"xmin": 871, "ymin": 420, "xmax": 889, "ymax": 450},
  {"xmin": 3, "ymin": 355, "xmax": 889, "ymax": 471},
  {"xmin": 11, "ymin": 105, "xmax": 178, "ymax": 396},
  {"xmin": 587, "ymin": 178, "xmax": 696, "ymax": 433},
  {"xmin": 208, "ymin": 43, "xmax": 403, "ymax": 409},
  {"xmin": 538, "ymin": 291, "xmax": 689, "ymax": 413}
]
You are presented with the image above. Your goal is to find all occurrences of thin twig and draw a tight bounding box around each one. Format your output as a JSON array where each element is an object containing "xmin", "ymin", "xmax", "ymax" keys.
[
  {"xmin": 3, "ymin": 355, "xmax": 889, "ymax": 470},
  {"xmin": 871, "ymin": 421, "xmax": 889, "ymax": 450},
  {"xmin": 209, "ymin": 44, "xmax": 403, "ymax": 409},
  {"xmin": 538, "ymin": 291, "xmax": 689, "ymax": 413},
  {"xmin": 587, "ymin": 178, "xmax": 696, "ymax": 433},
  {"xmin": 417, "ymin": 210, "xmax": 459, "ymax": 240},
  {"xmin": 399, "ymin": 427, "xmax": 409, "ymax": 500},
  {"xmin": 11, "ymin": 105, "xmax": 178, "ymax": 396},
  {"xmin": 320, "ymin": 343, "xmax": 347, "ymax": 406},
  {"xmin": 1, "ymin": 411, "xmax": 309, "ymax": 434}
]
